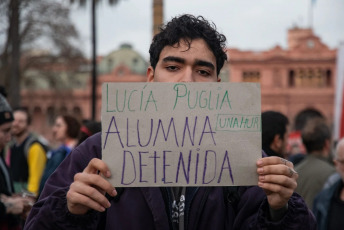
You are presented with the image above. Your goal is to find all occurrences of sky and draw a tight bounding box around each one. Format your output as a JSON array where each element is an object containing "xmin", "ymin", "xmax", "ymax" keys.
[{"xmin": 70, "ymin": 0, "xmax": 344, "ymax": 60}]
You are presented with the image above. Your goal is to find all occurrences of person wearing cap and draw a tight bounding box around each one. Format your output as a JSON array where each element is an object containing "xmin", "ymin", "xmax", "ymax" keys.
[{"xmin": 0, "ymin": 94, "xmax": 29, "ymax": 229}]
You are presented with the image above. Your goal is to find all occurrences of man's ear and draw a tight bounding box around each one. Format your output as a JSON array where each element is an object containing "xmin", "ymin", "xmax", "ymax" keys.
[
  {"xmin": 147, "ymin": 66, "xmax": 154, "ymax": 82},
  {"xmin": 323, "ymin": 139, "xmax": 331, "ymax": 156},
  {"xmin": 271, "ymin": 134, "xmax": 282, "ymax": 150}
]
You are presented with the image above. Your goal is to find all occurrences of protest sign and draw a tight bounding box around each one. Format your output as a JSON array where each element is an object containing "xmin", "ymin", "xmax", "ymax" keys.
[{"xmin": 102, "ymin": 82, "xmax": 261, "ymax": 187}]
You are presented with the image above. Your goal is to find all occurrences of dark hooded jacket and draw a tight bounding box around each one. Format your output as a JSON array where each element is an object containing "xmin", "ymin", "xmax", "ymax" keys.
[{"xmin": 24, "ymin": 133, "xmax": 316, "ymax": 230}]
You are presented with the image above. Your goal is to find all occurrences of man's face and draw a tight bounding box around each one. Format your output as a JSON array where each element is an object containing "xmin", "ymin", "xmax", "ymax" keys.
[
  {"xmin": 280, "ymin": 125, "xmax": 290, "ymax": 157},
  {"xmin": 0, "ymin": 122, "xmax": 12, "ymax": 150},
  {"xmin": 147, "ymin": 39, "xmax": 220, "ymax": 83},
  {"xmin": 334, "ymin": 142, "xmax": 344, "ymax": 181},
  {"xmin": 52, "ymin": 116, "xmax": 68, "ymax": 142},
  {"xmin": 271, "ymin": 125, "xmax": 290, "ymax": 158},
  {"xmin": 11, "ymin": 111, "xmax": 29, "ymax": 136}
]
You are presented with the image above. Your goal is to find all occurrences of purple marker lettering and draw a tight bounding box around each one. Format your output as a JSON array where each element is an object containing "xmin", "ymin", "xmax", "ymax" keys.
[
  {"xmin": 218, "ymin": 150, "xmax": 234, "ymax": 184},
  {"xmin": 149, "ymin": 151, "xmax": 160, "ymax": 183},
  {"xmin": 202, "ymin": 150, "xmax": 217, "ymax": 184},
  {"xmin": 194, "ymin": 149, "xmax": 200, "ymax": 184},
  {"xmin": 153, "ymin": 118, "xmax": 179, "ymax": 147},
  {"xmin": 121, "ymin": 150, "xmax": 136, "ymax": 185},
  {"xmin": 181, "ymin": 116, "xmax": 197, "ymax": 147},
  {"xmin": 162, "ymin": 150, "xmax": 172, "ymax": 184},
  {"xmin": 176, "ymin": 150, "xmax": 192, "ymax": 184},
  {"xmin": 137, "ymin": 119, "xmax": 153, "ymax": 147},
  {"xmin": 199, "ymin": 116, "xmax": 216, "ymax": 146},
  {"xmin": 103, "ymin": 116, "xmax": 124, "ymax": 149},
  {"xmin": 139, "ymin": 151, "xmax": 148, "ymax": 183}
]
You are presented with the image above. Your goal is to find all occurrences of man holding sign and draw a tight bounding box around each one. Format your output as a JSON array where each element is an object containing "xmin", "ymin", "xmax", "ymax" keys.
[{"xmin": 25, "ymin": 14, "xmax": 316, "ymax": 230}]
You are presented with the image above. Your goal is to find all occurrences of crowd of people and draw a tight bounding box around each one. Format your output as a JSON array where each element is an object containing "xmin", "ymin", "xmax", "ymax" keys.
[
  {"xmin": 0, "ymin": 92, "xmax": 101, "ymax": 229},
  {"xmin": 0, "ymin": 14, "xmax": 342, "ymax": 230}
]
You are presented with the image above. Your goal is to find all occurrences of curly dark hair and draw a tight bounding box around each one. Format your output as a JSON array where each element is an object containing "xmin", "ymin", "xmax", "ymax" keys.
[{"xmin": 149, "ymin": 14, "xmax": 227, "ymax": 76}]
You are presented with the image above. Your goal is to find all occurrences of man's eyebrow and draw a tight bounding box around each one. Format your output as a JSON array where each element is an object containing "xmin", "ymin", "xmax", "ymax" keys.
[
  {"xmin": 162, "ymin": 56, "xmax": 185, "ymax": 64},
  {"xmin": 195, "ymin": 60, "xmax": 215, "ymax": 70},
  {"xmin": 162, "ymin": 56, "xmax": 215, "ymax": 71}
]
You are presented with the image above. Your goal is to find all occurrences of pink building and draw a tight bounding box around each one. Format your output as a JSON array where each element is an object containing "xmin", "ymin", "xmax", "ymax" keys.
[
  {"xmin": 228, "ymin": 27, "xmax": 337, "ymax": 128},
  {"xmin": 20, "ymin": 28, "xmax": 337, "ymax": 143}
]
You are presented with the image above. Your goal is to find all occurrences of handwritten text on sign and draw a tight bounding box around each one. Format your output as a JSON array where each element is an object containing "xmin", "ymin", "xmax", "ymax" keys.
[{"xmin": 101, "ymin": 82, "xmax": 261, "ymax": 187}]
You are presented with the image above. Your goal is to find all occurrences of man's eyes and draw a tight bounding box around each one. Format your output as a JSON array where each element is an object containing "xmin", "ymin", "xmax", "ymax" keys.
[
  {"xmin": 165, "ymin": 65, "xmax": 179, "ymax": 71},
  {"xmin": 198, "ymin": 69, "xmax": 211, "ymax": 76},
  {"xmin": 164, "ymin": 65, "xmax": 212, "ymax": 77}
]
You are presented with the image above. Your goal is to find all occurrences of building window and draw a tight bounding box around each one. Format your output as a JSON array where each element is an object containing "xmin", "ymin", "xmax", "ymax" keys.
[
  {"xmin": 289, "ymin": 68, "xmax": 331, "ymax": 88},
  {"xmin": 242, "ymin": 71, "xmax": 260, "ymax": 82},
  {"xmin": 60, "ymin": 106, "xmax": 68, "ymax": 115},
  {"xmin": 289, "ymin": 70, "xmax": 295, "ymax": 87},
  {"xmin": 326, "ymin": 70, "xmax": 332, "ymax": 86}
]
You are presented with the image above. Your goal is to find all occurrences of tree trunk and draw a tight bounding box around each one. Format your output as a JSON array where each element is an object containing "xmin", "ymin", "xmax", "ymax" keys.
[{"xmin": 9, "ymin": 0, "xmax": 21, "ymax": 107}]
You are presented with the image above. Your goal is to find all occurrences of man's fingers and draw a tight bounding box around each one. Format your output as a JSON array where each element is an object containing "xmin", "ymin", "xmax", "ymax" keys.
[
  {"xmin": 69, "ymin": 179, "xmax": 116, "ymax": 211},
  {"xmin": 258, "ymin": 181, "xmax": 294, "ymax": 198},
  {"xmin": 67, "ymin": 189, "xmax": 108, "ymax": 212},
  {"xmin": 84, "ymin": 158, "xmax": 111, "ymax": 178},
  {"xmin": 258, "ymin": 174, "xmax": 297, "ymax": 190},
  {"xmin": 257, "ymin": 157, "xmax": 294, "ymax": 168},
  {"xmin": 73, "ymin": 173, "xmax": 117, "ymax": 197},
  {"xmin": 257, "ymin": 164, "xmax": 298, "ymax": 179}
]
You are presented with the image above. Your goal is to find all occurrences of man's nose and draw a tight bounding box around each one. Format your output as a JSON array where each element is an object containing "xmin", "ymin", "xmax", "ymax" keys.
[{"xmin": 180, "ymin": 67, "xmax": 194, "ymax": 82}]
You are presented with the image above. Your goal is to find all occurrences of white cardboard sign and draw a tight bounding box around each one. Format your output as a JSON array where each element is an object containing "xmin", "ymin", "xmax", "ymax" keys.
[{"xmin": 101, "ymin": 82, "xmax": 261, "ymax": 187}]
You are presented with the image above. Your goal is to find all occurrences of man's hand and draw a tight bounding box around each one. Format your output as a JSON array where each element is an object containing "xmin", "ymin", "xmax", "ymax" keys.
[
  {"xmin": 256, "ymin": 157, "xmax": 298, "ymax": 210},
  {"xmin": 66, "ymin": 158, "xmax": 117, "ymax": 215},
  {"xmin": 1, "ymin": 195, "xmax": 26, "ymax": 215}
]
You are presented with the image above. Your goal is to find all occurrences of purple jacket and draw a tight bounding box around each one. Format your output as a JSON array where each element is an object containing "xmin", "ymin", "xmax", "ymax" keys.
[{"xmin": 24, "ymin": 133, "xmax": 316, "ymax": 230}]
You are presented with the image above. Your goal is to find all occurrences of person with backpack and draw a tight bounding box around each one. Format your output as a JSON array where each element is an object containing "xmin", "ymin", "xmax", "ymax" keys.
[
  {"xmin": 24, "ymin": 15, "xmax": 316, "ymax": 229},
  {"xmin": 8, "ymin": 108, "xmax": 47, "ymax": 197}
]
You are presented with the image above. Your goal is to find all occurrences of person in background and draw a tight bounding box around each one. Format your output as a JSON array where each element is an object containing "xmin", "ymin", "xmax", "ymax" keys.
[
  {"xmin": 0, "ymin": 94, "xmax": 29, "ymax": 230},
  {"xmin": 295, "ymin": 117, "xmax": 335, "ymax": 209},
  {"xmin": 7, "ymin": 107, "xmax": 47, "ymax": 196},
  {"xmin": 262, "ymin": 111, "xmax": 289, "ymax": 158},
  {"xmin": 24, "ymin": 14, "xmax": 316, "ymax": 230},
  {"xmin": 287, "ymin": 108, "xmax": 324, "ymax": 165},
  {"xmin": 77, "ymin": 120, "xmax": 101, "ymax": 146},
  {"xmin": 313, "ymin": 138, "xmax": 344, "ymax": 230},
  {"xmin": 38, "ymin": 115, "xmax": 81, "ymax": 194}
]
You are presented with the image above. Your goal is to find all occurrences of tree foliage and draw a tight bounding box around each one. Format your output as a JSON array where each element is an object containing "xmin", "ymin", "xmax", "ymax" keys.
[{"xmin": 0, "ymin": 0, "xmax": 83, "ymax": 106}]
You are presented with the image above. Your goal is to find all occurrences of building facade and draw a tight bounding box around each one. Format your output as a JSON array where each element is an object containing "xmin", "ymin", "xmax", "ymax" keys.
[
  {"xmin": 19, "ymin": 27, "xmax": 338, "ymax": 143},
  {"xmin": 228, "ymin": 27, "xmax": 337, "ymax": 128},
  {"xmin": 20, "ymin": 44, "xmax": 148, "ymax": 143}
]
